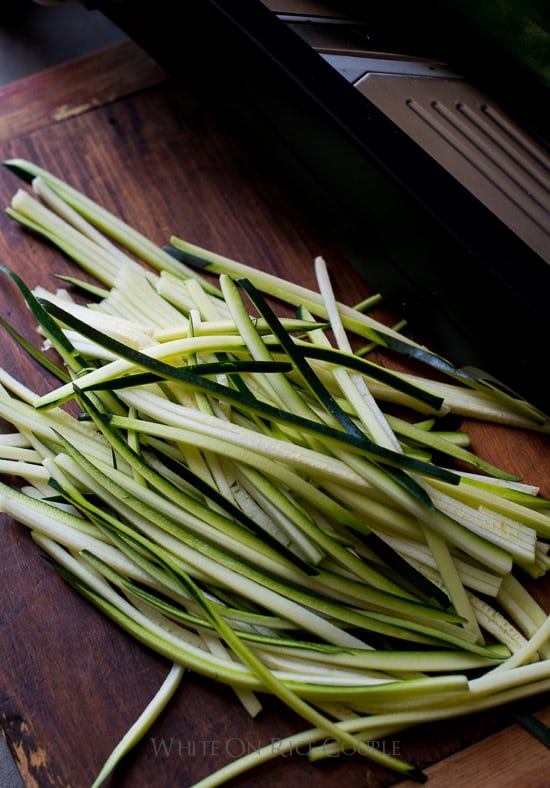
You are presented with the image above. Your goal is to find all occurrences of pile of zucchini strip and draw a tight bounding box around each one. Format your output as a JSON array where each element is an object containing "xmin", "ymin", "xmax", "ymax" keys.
[{"xmin": 1, "ymin": 160, "xmax": 549, "ymax": 786}]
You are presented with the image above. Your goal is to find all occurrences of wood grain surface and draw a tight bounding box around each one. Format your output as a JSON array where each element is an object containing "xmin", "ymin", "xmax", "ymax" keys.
[{"xmin": 0, "ymin": 42, "xmax": 549, "ymax": 788}]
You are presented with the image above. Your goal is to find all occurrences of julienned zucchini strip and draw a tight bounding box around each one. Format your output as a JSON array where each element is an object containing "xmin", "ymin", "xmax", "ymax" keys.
[
  {"xmin": 0, "ymin": 264, "xmax": 88, "ymax": 374},
  {"xmin": 0, "ymin": 312, "xmax": 70, "ymax": 383}
]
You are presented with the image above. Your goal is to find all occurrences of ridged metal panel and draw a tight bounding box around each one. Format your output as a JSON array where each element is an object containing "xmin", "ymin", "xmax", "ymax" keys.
[{"xmin": 356, "ymin": 72, "xmax": 550, "ymax": 262}]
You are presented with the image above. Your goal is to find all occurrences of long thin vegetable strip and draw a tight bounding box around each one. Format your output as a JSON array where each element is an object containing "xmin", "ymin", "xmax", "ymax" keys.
[
  {"xmin": 90, "ymin": 661, "xmax": 185, "ymax": 788},
  {"xmin": 239, "ymin": 276, "xmax": 382, "ymax": 446},
  {"xmin": 367, "ymin": 370, "xmax": 550, "ymax": 430},
  {"xmin": 0, "ymin": 265, "xmax": 89, "ymax": 374},
  {"xmin": 0, "ymin": 312, "xmax": 71, "ymax": 383},
  {"xmin": 371, "ymin": 536, "xmax": 504, "ymax": 598},
  {"xmin": 32, "ymin": 284, "xmax": 158, "ymax": 351},
  {"xmin": 314, "ymin": 255, "xmax": 401, "ymax": 452},
  {"xmin": 94, "ymin": 264, "xmax": 188, "ymax": 329},
  {"xmin": 220, "ymin": 274, "xmax": 325, "ymax": 433},
  {"xmin": 430, "ymin": 476, "xmax": 550, "ymax": 539},
  {"xmin": 385, "ymin": 414, "xmax": 521, "ymax": 480}
]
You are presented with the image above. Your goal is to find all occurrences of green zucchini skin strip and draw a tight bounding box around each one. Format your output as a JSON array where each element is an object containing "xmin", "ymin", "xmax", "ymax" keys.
[
  {"xmin": 79, "ymin": 362, "xmax": 293, "ymax": 383},
  {"xmin": 0, "ymin": 313, "xmax": 70, "ymax": 383},
  {"xmin": 0, "ymin": 265, "xmax": 88, "ymax": 373},
  {"xmin": 290, "ymin": 342, "xmax": 443, "ymax": 412},
  {"xmin": 83, "ymin": 346, "xmax": 443, "ymax": 412}
]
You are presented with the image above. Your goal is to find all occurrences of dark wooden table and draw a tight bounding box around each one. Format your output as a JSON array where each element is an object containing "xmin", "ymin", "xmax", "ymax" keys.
[{"xmin": 1, "ymin": 41, "xmax": 549, "ymax": 788}]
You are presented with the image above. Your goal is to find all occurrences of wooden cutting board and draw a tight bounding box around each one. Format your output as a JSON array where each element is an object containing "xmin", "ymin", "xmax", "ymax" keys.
[{"xmin": 1, "ymin": 40, "xmax": 549, "ymax": 788}]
